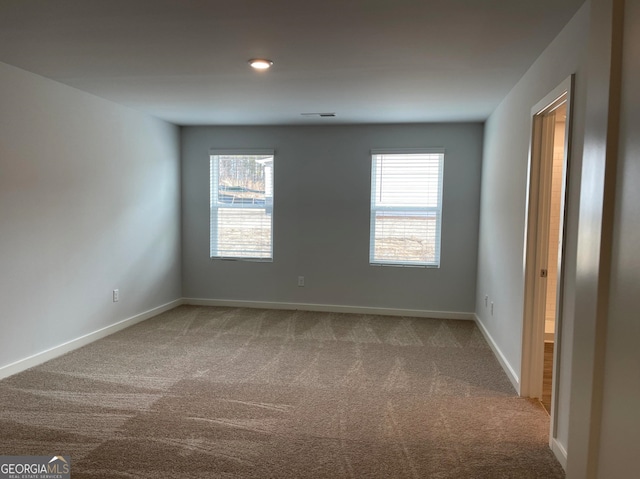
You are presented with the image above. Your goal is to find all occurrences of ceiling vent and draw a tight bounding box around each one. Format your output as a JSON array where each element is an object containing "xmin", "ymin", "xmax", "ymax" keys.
[{"xmin": 301, "ymin": 112, "xmax": 336, "ymax": 118}]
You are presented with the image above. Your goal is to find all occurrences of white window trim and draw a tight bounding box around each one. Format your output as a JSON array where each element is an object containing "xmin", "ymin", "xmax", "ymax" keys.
[
  {"xmin": 369, "ymin": 148, "xmax": 445, "ymax": 268},
  {"xmin": 209, "ymin": 149, "xmax": 275, "ymax": 262}
]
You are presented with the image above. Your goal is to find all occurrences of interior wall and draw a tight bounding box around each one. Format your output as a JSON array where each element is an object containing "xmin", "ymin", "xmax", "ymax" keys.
[
  {"xmin": 181, "ymin": 123, "xmax": 483, "ymax": 314},
  {"xmin": 475, "ymin": 0, "xmax": 590, "ymax": 456},
  {"xmin": 545, "ymin": 116, "xmax": 567, "ymax": 336},
  {"xmin": 595, "ymin": 0, "xmax": 640, "ymax": 475},
  {"xmin": 565, "ymin": 0, "xmax": 624, "ymax": 475},
  {"xmin": 0, "ymin": 61, "xmax": 182, "ymax": 372}
]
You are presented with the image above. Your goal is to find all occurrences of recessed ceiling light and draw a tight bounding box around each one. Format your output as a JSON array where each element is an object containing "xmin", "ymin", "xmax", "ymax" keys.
[{"xmin": 248, "ymin": 58, "xmax": 273, "ymax": 70}]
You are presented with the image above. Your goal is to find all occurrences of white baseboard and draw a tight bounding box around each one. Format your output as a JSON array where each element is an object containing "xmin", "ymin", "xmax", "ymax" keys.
[
  {"xmin": 473, "ymin": 313, "xmax": 520, "ymax": 393},
  {"xmin": 0, "ymin": 299, "xmax": 183, "ymax": 380},
  {"xmin": 550, "ymin": 437, "xmax": 568, "ymax": 470},
  {"xmin": 0, "ymin": 298, "xmax": 476, "ymax": 380},
  {"xmin": 183, "ymin": 298, "xmax": 475, "ymax": 321}
]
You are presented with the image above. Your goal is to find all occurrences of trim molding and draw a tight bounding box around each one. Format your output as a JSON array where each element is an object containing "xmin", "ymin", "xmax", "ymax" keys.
[
  {"xmin": 183, "ymin": 298, "xmax": 475, "ymax": 320},
  {"xmin": 0, "ymin": 299, "xmax": 183, "ymax": 380},
  {"xmin": 473, "ymin": 313, "xmax": 520, "ymax": 393},
  {"xmin": 551, "ymin": 437, "xmax": 568, "ymax": 470},
  {"xmin": 0, "ymin": 299, "xmax": 479, "ymax": 380}
]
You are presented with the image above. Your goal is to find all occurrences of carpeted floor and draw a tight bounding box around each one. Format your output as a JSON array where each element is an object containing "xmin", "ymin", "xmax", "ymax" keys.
[{"xmin": 0, "ymin": 306, "xmax": 565, "ymax": 478}]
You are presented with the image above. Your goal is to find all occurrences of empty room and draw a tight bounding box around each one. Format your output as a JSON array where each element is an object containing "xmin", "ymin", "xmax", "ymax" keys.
[{"xmin": 0, "ymin": 0, "xmax": 638, "ymax": 478}]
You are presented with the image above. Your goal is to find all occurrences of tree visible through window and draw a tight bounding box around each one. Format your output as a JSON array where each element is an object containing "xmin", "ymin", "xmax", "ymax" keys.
[
  {"xmin": 210, "ymin": 151, "xmax": 274, "ymax": 260},
  {"xmin": 369, "ymin": 150, "xmax": 444, "ymax": 267}
]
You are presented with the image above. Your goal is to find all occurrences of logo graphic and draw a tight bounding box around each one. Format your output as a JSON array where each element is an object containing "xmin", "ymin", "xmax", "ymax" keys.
[{"xmin": 0, "ymin": 455, "xmax": 70, "ymax": 479}]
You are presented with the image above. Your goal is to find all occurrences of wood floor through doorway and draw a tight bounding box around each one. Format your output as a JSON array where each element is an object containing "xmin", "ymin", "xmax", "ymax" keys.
[{"xmin": 542, "ymin": 341, "xmax": 554, "ymax": 414}]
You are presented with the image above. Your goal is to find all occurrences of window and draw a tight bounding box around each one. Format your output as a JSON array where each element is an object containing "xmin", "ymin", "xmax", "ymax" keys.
[
  {"xmin": 210, "ymin": 150, "xmax": 274, "ymax": 260},
  {"xmin": 369, "ymin": 149, "xmax": 444, "ymax": 267}
]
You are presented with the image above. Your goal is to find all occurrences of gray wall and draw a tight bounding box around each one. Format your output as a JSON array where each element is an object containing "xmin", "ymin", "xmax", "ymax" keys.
[
  {"xmin": 0, "ymin": 61, "xmax": 182, "ymax": 371},
  {"xmin": 594, "ymin": 0, "xmax": 640, "ymax": 475},
  {"xmin": 475, "ymin": 1, "xmax": 590, "ymax": 456},
  {"xmin": 182, "ymin": 124, "xmax": 483, "ymax": 314}
]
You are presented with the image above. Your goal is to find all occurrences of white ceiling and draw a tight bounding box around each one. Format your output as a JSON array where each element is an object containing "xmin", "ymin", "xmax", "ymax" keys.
[{"xmin": 0, "ymin": 0, "xmax": 584, "ymax": 125}]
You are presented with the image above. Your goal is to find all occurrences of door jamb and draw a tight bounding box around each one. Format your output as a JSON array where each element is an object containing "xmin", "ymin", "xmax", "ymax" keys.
[{"xmin": 521, "ymin": 75, "xmax": 574, "ymax": 437}]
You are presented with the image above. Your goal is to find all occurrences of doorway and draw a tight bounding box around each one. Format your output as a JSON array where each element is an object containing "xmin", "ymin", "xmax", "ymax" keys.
[
  {"xmin": 541, "ymin": 100, "xmax": 566, "ymax": 412},
  {"xmin": 521, "ymin": 76, "xmax": 573, "ymax": 444}
]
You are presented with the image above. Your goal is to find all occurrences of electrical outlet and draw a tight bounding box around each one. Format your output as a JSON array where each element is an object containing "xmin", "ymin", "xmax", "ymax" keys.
[
  {"xmin": 490, "ymin": 302, "xmax": 494, "ymax": 315},
  {"xmin": 485, "ymin": 295, "xmax": 488, "ymax": 307},
  {"xmin": 298, "ymin": 276, "xmax": 305, "ymax": 287},
  {"xmin": 113, "ymin": 289, "xmax": 119, "ymax": 302}
]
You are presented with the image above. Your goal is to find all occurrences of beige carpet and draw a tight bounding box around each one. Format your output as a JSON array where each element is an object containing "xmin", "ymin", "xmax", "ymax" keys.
[{"xmin": 0, "ymin": 306, "xmax": 564, "ymax": 478}]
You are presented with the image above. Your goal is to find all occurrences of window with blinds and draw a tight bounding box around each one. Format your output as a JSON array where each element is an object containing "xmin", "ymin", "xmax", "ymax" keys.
[
  {"xmin": 369, "ymin": 149, "xmax": 444, "ymax": 267},
  {"xmin": 210, "ymin": 150, "xmax": 274, "ymax": 260}
]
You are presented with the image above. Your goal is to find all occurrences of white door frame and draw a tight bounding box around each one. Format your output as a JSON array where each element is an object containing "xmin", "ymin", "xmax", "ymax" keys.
[{"xmin": 521, "ymin": 75, "xmax": 574, "ymax": 438}]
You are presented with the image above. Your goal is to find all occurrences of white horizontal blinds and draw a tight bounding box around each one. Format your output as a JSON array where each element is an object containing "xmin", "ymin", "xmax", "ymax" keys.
[
  {"xmin": 370, "ymin": 150, "xmax": 444, "ymax": 267},
  {"xmin": 210, "ymin": 152, "xmax": 274, "ymax": 260}
]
